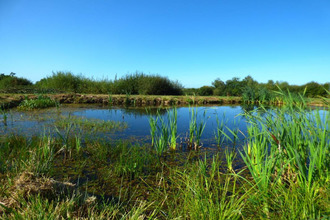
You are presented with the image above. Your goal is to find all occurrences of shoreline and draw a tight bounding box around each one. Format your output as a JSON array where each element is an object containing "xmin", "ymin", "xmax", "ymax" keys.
[{"xmin": 0, "ymin": 93, "xmax": 328, "ymax": 109}]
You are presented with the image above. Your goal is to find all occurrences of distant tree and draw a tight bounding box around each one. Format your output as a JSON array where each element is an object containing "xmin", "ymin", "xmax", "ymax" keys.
[
  {"xmin": 266, "ymin": 80, "xmax": 275, "ymax": 90},
  {"xmin": 212, "ymin": 78, "xmax": 225, "ymax": 96},
  {"xmin": 199, "ymin": 86, "xmax": 214, "ymax": 96},
  {"xmin": 304, "ymin": 81, "xmax": 327, "ymax": 97},
  {"xmin": 225, "ymin": 77, "xmax": 242, "ymax": 96},
  {"xmin": 0, "ymin": 72, "xmax": 32, "ymax": 90}
]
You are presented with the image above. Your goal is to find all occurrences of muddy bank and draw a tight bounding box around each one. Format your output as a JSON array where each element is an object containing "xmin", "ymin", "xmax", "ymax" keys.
[
  {"xmin": 0, "ymin": 93, "xmax": 327, "ymax": 109},
  {"xmin": 0, "ymin": 94, "xmax": 242, "ymax": 109}
]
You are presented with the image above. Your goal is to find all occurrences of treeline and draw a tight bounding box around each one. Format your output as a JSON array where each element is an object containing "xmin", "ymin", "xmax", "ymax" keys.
[
  {"xmin": 0, "ymin": 72, "xmax": 328, "ymax": 99},
  {"xmin": 184, "ymin": 76, "xmax": 329, "ymax": 100},
  {"xmin": 0, "ymin": 71, "xmax": 183, "ymax": 95}
]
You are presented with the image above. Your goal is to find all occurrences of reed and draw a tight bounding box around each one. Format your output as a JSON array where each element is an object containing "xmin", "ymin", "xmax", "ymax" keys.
[
  {"xmin": 167, "ymin": 107, "xmax": 178, "ymax": 150},
  {"xmin": 188, "ymin": 106, "xmax": 197, "ymax": 147},
  {"xmin": 239, "ymin": 90, "xmax": 329, "ymax": 218},
  {"xmin": 148, "ymin": 114, "xmax": 158, "ymax": 147},
  {"xmin": 155, "ymin": 116, "xmax": 169, "ymax": 156},
  {"xmin": 188, "ymin": 106, "xmax": 207, "ymax": 149},
  {"xmin": 214, "ymin": 113, "xmax": 227, "ymax": 147},
  {"xmin": 161, "ymin": 154, "xmax": 248, "ymax": 219},
  {"xmin": 1, "ymin": 108, "xmax": 7, "ymax": 126},
  {"xmin": 225, "ymin": 147, "xmax": 236, "ymax": 173},
  {"xmin": 26, "ymin": 135, "xmax": 56, "ymax": 176},
  {"xmin": 108, "ymin": 93, "xmax": 113, "ymax": 106}
]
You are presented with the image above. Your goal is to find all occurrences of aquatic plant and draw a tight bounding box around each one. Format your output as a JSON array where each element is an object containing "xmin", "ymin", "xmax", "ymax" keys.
[
  {"xmin": 148, "ymin": 107, "xmax": 178, "ymax": 155},
  {"xmin": 53, "ymin": 115, "xmax": 127, "ymax": 133},
  {"xmin": 1, "ymin": 108, "xmax": 7, "ymax": 126},
  {"xmin": 26, "ymin": 135, "xmax": 56, "ymax": 176},
  {"xmin": 108, "ymin": 93, "xmax": 112, "ymax": 106},
  {"xmin": 214, "ymin": 113, "xmax": 227, "ymax": 147},
  {"xmin": 188, "ymin": 106, "xmax": 207, "ymax": 149},
  {"xmin": 160, "ymin": 154, "xmax": 248, "ymax": 219},
  {"xmin": 18, "ymin": 95, "xmax": 59, "ymax": 110},
  {"xmin": 148, "ymin": 114, "xmax": 158, "ymax": 147},
  {"xmin": 167, "ymin": 107, "xmax": 178, "ymax": 150},
  {"xmin": 225, "ymin": 147, "xmax": 236, "ymax": 173},
  {"xmin": 239, "ymin": 90, "xmax": 329, "ymax": 217}
]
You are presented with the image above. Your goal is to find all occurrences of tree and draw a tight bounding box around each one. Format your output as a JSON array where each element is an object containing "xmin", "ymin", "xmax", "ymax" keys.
[
  {"xmin": 212, "ymin": 78, "xmax": 225, "ymax": 96},
  {"xmin": 199, "ymin": 86, "xmax": 214, "ymax": 96}
]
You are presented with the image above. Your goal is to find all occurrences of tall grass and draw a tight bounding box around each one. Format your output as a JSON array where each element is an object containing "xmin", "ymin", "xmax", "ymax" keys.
[
  {"xmin": 148, "ymin": 107, "xmax": 178, "ymax": 155},
  {"xmin": 188, "ymin": 106, "xmax": 207, "ymax": 149},
  {"xmin": 1, "ymin": 108, "xmax": 8, "ymax": 126},
  {"xmin": 239, "ymin": 90, "xmax": 329, "ymax": 218},
  {"xmin": 214, "ymin": 113, "xmax": 227, "ymax": 147},
  {"xmin": 167, "ymin": 108, "xmax": 178, "ymax": 150},
  {"xmin": 157, "ymin": 155, "xmax": 248, "ymax": 219}
]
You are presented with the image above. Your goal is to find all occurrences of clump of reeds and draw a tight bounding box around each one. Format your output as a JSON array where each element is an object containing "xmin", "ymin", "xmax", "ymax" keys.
[
  {"xmin": 239, "ymin": 90, "xmax": 329, "ymax": 218},
  {"xmin": 187, "ymin": 106, "xmax": 207, "ymax": 149},
  {"xmin": 148, "ymin": 107, "xmax": 178, "ymax": 156}
]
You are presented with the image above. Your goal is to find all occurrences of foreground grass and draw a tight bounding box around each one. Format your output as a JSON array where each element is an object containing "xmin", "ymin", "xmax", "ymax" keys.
[{"xmin": 0, "ymin": 94, "xmax": 329, "ymax": 219}]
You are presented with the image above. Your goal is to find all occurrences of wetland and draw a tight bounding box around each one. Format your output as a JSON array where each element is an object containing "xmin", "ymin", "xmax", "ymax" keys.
[{"xmin": 0, "ymin": 95, "xmax": 329, "ymax": 219}]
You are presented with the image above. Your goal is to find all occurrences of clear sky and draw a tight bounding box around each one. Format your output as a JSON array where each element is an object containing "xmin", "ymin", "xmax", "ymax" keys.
[{"xmin": 0, "ymin": 0, "xmax": 329, "ymax": 88}]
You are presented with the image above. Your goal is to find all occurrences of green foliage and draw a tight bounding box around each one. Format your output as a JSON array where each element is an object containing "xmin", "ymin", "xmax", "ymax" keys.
[
  {"xmin": 111, "ymin": 72, "xmax": 183, "ymax": 95},
  {"xmin": 0, "ymin": 72, "xmax": 33, "ymax": 91},
  {"xmin": 36, "ymin": 71, "xmax": 84, "ymax": 93},
  {"xmin": 198, "ymin": 86, "xmax": 214, "ymax": 96},
  {"xmin": 239, "ymin": 91, "xmax": 329, "ymax": 218},
  {"xmin": 18, "ymin": 95, "xmax": 59, "ymax": 110},
  {"xmin": 35, "ymin": 71, "xmax": 183, "ymax": 95}
]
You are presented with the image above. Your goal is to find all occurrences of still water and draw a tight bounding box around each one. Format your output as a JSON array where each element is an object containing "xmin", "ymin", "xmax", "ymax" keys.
[{"xmin": 0, "ymin": 104, "xmax": 327, "ymax": 149}]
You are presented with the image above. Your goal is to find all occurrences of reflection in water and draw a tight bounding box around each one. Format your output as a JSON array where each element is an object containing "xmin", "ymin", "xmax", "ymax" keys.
[{"xmin": 0, "ymin": 105, "xmax": 326, "ymax": 150}]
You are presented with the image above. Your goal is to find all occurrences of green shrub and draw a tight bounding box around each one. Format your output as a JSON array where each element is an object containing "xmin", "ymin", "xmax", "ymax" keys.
[
  {"xmin": 198, "ymin": 86, "xmax": 214, "ymax": 96},
  {"xmin": 18, "ymin": 95, "xmax": 59, "ymax": 110},
  {"xmin": 0, "ymin": 73, "xmax": 32, "ymax": 90}
]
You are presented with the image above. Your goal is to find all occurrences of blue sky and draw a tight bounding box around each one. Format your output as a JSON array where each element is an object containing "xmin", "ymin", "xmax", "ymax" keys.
[{"xmin": 0, "ymin": 0, "xmax": 329, "ymax": 88}]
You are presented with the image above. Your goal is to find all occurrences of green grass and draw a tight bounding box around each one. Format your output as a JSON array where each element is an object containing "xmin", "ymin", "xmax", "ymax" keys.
[
  {"xmin": 0, "ymin": 91, "xmax": 329, "ymax": 219},
  {"xmin": 188, "ymin": 106, "xmax": 207, "ymax": 149}
]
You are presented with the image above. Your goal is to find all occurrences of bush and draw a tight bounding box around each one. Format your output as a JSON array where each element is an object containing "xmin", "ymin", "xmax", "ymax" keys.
[
  {"xmin": 0, "ymin": 73, "xmax": 32, "ymax": 90},
  {"xmin": 18, "ymin": 95, "xmax": 59, "ymax": 110},
  {"xmin": 110, "ymin": 72, "xmax": 183, "ymax": 95},
  {"xmin": 36, "ymin": 71, "xmax": 83, "ymax": 93},
  {"xmin": 198, "ymin": 86, "xmax": 214, "ymax": 96},
  {"xmin": 35, "ymin": 71, "xmax": 183, "ymax": 95}
]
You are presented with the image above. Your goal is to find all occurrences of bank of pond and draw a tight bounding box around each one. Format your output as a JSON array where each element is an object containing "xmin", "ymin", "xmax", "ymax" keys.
[{"xmin": 0, "ymin": 99, "xmax": 329, "ymax": 219}]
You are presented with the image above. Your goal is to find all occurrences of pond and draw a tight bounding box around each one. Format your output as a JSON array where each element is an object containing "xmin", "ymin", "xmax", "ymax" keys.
[
  {"xmin": 1, "ymin": 104, "xmax": 327, "ymax": 149},
  {"xmin": 0, "ymin": 104, "xmax": 255, "ymax": 148}
]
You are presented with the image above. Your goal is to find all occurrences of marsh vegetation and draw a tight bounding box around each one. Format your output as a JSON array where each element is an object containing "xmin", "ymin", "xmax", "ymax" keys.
[{"xmin": 0, "ymin": 90, "xmax": 329, "ymax": 219}]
